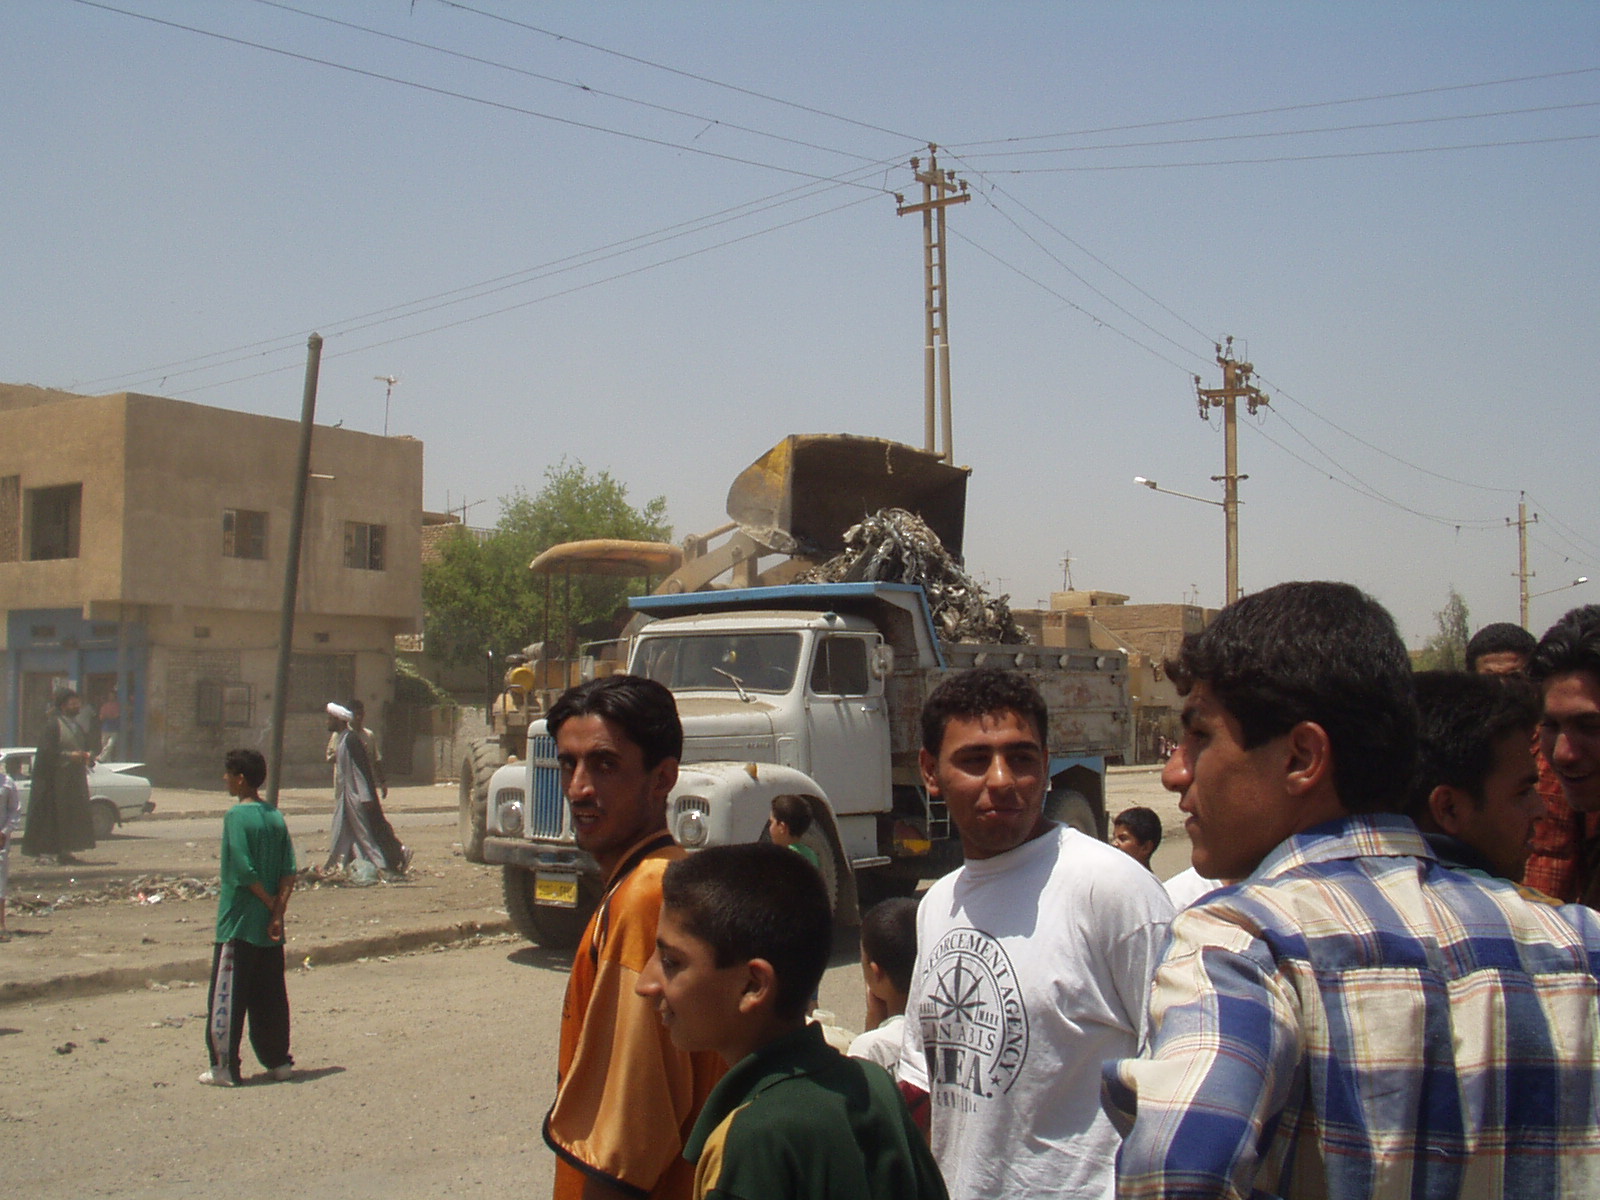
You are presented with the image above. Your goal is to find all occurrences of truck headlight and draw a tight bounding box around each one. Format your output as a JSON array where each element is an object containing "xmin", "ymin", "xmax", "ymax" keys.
[
  {"xmin": 496, "ymin": 794, "xmax": 524, "ymax": 835},
  {"xmin": 674, "ymin": 802, "xmax": 709, "ymax": 847}
]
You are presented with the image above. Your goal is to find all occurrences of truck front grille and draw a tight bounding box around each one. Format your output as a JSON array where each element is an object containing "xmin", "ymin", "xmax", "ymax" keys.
[{"xmin": 528, "ymin": 733, "xmax": 569, "ymax": 839}]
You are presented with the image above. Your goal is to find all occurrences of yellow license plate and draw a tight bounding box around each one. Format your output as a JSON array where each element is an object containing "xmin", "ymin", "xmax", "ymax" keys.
[{"xmin": 535, "ymin": 876, "xmax": 579, "ymax": 907}]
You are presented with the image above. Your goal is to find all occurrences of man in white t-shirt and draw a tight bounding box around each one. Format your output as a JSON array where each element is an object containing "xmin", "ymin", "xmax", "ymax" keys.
[{"xmin": 899, "ymin": 668, "xmax": 1174, "ymax": 1200}]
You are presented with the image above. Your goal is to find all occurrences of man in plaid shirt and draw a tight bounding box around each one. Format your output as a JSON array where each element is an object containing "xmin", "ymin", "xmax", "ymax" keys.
[{"xmin": 1103, "ymin": 581, "xmax": 1600, "ymax": 1199}]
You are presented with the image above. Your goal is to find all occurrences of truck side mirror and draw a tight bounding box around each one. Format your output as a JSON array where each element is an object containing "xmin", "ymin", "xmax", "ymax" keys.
[{"xmin": 871, "ymin": 644, "xmax": 894, "ymax": 679}]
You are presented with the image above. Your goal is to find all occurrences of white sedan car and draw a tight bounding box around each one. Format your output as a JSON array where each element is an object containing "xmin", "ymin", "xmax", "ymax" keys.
[{"xmin": 5, "ymin": 748, "xmax": 155, "ymax": 840}]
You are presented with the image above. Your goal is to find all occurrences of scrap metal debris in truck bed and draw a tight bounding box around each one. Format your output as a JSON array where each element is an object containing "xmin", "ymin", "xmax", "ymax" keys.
[{"xmin": 795, "ymin": 507, "xmax": 1026, "ymax": 644}]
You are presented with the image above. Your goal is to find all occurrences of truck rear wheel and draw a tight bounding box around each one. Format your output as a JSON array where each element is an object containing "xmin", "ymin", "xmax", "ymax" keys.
[
  {"xmin": 503, "ymin": 866, "xmax": 598, "ymax": 951},
  {"xmin": 459, "ymin": 738, "xmax": 506, "ymax": 864}
]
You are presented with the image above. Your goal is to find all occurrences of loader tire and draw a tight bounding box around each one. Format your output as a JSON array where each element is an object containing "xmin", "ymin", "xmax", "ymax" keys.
[{"xmin": 458, "ymin": 738, "xmax": 505, "ymax": 864}]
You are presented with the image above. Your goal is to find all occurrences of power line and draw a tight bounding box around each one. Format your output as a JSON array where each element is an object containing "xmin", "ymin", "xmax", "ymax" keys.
[
  {"xmin": 79, "ymin": 162, "xmax": 900, "ymax": 393},
  {"xmin": 991, "ymin": 132, "xmax": 1600, "ymax": 173},
  {"xmin": 947, "ymin": 66, "xmax": 1600, "ymax": 149},
  {"xmin": 961, "ymin": 182, "xmax": 1210, "ymax": 368},
  {"xmin": 1257, "ymin": 375, "xmax": 1522, "ymax": 496},
  {"xmin": 159, "ymin": 191, "xmax": 882, "ymax": 398},
  {"xmin": 69, "ymin": 0, "xmax": 902, "ymax": 189},
  {"xmin": 1245, "ymin": 419, "xmax": 1502, "ymax": 530},
  {"xmin": 244, "ymin": 0, "xmax": 890, "ymax": 164},
  {"xmin": 950, "ymin": 230, "xmax": 1197, "ymax": 377},
  {"xmin": 435, "ymin": 0, "xmax": 928, "ymax": 144},
  {"xmin": 957, "ymin": 100, "xmax": 1600, "ymax": 160}
]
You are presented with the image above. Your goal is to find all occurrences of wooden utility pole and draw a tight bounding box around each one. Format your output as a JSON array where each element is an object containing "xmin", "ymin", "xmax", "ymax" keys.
[
  {"xmin": 1509, "ymin": 492, "xmax": 1539, "ymax": 629},
  {"xmin": 896, "ymin": 145, "xmax": 968, "ymax": 465},
  {"xmin": 1195, "ymin": 337, "xmax": 1268, "ymax": 604}
]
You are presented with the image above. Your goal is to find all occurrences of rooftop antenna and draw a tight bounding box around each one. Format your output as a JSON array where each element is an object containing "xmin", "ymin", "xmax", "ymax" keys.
[{"xmin": 374, "ymin": 374, "xmax": 399, "ymax": 436}]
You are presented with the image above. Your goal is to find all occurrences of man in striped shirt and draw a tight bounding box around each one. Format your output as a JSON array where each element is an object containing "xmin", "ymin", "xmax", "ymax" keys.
[{"xmin": 1103, "ymin": 581, "xmax": 1600, "ymax": 1199}]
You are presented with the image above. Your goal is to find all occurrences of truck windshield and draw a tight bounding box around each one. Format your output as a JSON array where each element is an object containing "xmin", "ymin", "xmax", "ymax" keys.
[{"xmin": 633, "ymin": 633, "xmax": 801, "ymax": 695}]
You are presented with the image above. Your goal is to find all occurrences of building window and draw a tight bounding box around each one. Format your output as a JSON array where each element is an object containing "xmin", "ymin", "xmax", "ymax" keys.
[
  {"xmin": 222, "ymin": 508, "xmax": 268, "ymax": 560},
  {"xmin": 196, "ymin": 681, "xmax": 253, "ymax": 727},
  {"xmin": 343, "ymin": 521, "xmax": 385, "ymax": 571},
  {"xmin": 26, "ymin": 483, "xmax": 81, "ymax": 560},
  {"xmin": 0, "ymin": 475, "xmax": 19, "ymax": 562}
]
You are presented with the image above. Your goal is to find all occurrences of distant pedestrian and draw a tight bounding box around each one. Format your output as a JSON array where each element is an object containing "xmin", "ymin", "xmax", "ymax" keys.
[
  {"xmin": 341, "ymin": 700, "xmax": 408, "ymax": 874},
  {"xmin": 0, "ymin": 763, "xmax": 19, "ymax": 940},
  {"xmin": 200, "ymin": 748, "xmax": 296, "ymax": 1087},
  {"xmin": 322, "ymin": 702, "xmax": 390, "ymax": 876},
  {"xmin": 22, "ymin": 688, "xmax": 96, "ymax": 865},
  {"xmin": 1110, "ymin": 806, "xmax": 1161, "ymax": 870}
]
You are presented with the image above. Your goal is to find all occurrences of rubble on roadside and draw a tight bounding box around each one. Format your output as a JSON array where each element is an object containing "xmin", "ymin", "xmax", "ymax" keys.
[{"xmin": 796, "ymin": 507, "xmax": 1028, "ymax": 644}]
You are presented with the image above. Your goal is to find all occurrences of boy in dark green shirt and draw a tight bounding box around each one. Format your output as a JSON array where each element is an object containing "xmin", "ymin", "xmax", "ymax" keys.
[
  {"xmin": 200, "ymin": 749, "xmax": 297, "ymax": 1087},
  {"xmin": 635, "ymin": 843, "xmax": 947, "ymax": 1200}
]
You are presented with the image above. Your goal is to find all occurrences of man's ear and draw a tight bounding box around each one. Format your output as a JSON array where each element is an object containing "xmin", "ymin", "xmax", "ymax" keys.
[
  {"xmin": 918, "ymin": 748, "xmax": 941, "ymax": 796},
  {"xmin": 1427, "ymin": 783, "xmax": 1470, "ymax": 836},
  {"xmin": 739, "ymin": 958, "xmax": 779, "ymax": 1015},
  {"xmin": 1284, "ymin": 722, "xmax": 1334, "ymax": 796},
  {"xmin": 650, "ymin": 756, "xmax": 680, "ymax": 803}
]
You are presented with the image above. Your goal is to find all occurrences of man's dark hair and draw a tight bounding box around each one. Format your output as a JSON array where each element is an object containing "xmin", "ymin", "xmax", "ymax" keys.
[
  {"xmin": 546, "ymin": 674, "xmax": 683, "ymax": 767},
  {"xmin": 1167, "ymin": 581, "xmax": 1418, "ymax": 813},
  {"xmin": 920, "ymin": 667, "xmax": 1048, "ymax": 756},
  {"xmin": 1407, "ymin": 671, "xmax": 1541, "ymax": 819},
  {"xmin": 225, "ymin": 748, "xmax": 268, "ymax": 790},
  {"xmin": 1465, "ymin": 623, "xmax": 1537, "ymax": 672},
  {"xmin": 1114, "ymin": 806, "xmax": 1162, "ymax": 850},
  {"xmin": 661, "ymin": 843, "xmax": 831, "ymax": 1021},
  {"xmin": 860, "ymin": 897, "xmax": 919, "ymax": 996},
  {"xmin": 1529, "ymin": 605, "xmax": 1600, "ymax": 685},
  {"xmin": 348, "ymin": 699, "xmax": 366, "ymax": 717},
  {"xmin": 769, "ymin": 793, "xmax": 813, "ymax": 838}
]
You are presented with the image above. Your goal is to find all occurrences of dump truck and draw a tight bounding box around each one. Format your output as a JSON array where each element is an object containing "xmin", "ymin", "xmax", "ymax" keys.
[{"xmin": 469, "ymin": 433, "xmax": 1130, "ymax": 948}]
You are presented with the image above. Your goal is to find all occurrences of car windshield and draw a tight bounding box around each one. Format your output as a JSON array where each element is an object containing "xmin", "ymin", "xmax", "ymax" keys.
[{"xmin": 633, "ymin": 633, "xmax": 801, "ymax": 695}]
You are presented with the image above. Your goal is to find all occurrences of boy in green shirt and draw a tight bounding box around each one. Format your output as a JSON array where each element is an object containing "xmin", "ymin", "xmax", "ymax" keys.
[
  {"xmin": 635, "ymin": 843, "xmax": 947, "ymax": 1200},
  {"xmin": 200, "ymin": 749, "xmax": 297, "ymax": 1087}
]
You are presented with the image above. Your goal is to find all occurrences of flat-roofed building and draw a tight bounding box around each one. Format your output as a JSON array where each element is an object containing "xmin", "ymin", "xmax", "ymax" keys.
[{"xmin": 0, "ymin": 384, "xmax": 422, "ymax": 785}]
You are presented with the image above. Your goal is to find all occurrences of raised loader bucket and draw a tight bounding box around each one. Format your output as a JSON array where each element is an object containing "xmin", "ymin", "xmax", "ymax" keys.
[{"xmin": 726, "ymin": 434, "xmax": 970, "ymax": 558}]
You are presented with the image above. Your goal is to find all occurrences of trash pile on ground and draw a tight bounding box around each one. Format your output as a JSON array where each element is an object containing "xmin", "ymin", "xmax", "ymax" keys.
[
  {"xmin": 797, "ymin": 508, "xmax": 1028, "ymax": 644},
  {"xmin": 12, "ymin": 874, "xmax": 219, "ymax": 914}
]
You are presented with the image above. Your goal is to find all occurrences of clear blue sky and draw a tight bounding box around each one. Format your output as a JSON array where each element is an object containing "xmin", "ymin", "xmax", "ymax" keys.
[{"xmin": 6, "ymin": 1, "xmax": 1597, "ymax": 644}]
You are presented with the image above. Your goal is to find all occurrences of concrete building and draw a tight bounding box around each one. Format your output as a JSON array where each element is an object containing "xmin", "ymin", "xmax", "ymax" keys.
[
  {"xmin": 1014, "ymin": 590, "xmax": 1215, "ymax": 764},
  {"xmin": 0, "ymin": 384, "xmax": 422, "ymax": 785}
]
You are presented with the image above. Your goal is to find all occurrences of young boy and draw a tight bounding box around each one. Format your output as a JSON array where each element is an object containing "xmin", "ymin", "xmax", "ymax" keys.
[
  {"xmin": 847, "ymin": 897, "xmax": 918, "ymax": 1077},
  {"xmin": 636, "ymin": 843, "xmax": 948, "ymax": 1200},
  {"xmin": 200, "ymin": 748, "xmax": 297, "ymax": 1087},
  {"xmin": 1110, "ymin": 805, "xmax": 1161, "ymax": 870},
  {"xmin": 767, "ymin": 793, "xmax": 820, "ymax": 871}
]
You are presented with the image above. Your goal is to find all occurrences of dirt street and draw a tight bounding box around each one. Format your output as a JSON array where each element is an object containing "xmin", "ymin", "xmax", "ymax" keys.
[{"xmin": 1, "ymin": 770, "xmax": 1186, "ymax": 1198}]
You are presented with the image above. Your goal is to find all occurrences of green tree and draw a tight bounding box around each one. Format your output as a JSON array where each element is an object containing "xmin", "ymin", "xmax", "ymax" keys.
[
  {"xmin": 1417, "ymin": 586, "xmax": 1471, "ymax": 671},
  {"xmin": 422, "ymin": 460, "xmax": 671, "ymax": 666}
]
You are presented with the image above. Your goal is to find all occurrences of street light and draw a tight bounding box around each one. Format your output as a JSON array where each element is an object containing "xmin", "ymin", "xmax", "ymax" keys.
[
  {"xmin": 1529, "ymin": 576, "xmax": 1589, "ymax": 602},
  {"xmin": 1133, "ymin": 475, "xmax": 1238, "ymax": 604}
]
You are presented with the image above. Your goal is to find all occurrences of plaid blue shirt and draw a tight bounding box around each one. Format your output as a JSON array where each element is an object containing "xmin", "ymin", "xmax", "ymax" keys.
[{"xmin": 1103, "ymin": 813, "xmax": 1600, "ymax": 1199}]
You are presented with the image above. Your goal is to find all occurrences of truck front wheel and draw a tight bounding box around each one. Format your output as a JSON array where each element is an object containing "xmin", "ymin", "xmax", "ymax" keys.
[{"xmin": 503, "ymin": 866, "xmax": 598, "ymax": 951}]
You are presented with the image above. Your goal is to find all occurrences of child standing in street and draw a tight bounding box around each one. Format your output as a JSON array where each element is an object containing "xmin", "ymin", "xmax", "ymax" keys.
[
  {"xmin": 200, "ymin": 748, "xmax": 297, "ymax": 1087},
  {"xmin": 767, "ymin": 793, "xmax": 820, "ymax": 871},
  {"xmin": 635, "ymin": 843, "xmax": 947, "ymax": 1200},
  {"xmin": 0, "ymin": 764, "xmax": 19, "ymax": 941}
]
